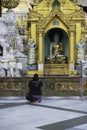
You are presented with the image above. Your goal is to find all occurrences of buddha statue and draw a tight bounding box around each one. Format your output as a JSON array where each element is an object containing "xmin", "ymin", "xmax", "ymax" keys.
[
  {"xmin": 28, "ymin": 38, "xmax": 37, "ymax": 70},
  {"xmin": 46, "ymin": 33, "xmax": 66, "ymax": 63}
]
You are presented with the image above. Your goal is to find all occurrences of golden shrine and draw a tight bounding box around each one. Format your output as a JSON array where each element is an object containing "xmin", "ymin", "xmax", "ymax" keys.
[
  {"xmin": 1, "ymin": 1, "xmax": 87, "ymax": 95},
  {"xmin": 27, "ymin": 0, "xmax": 86, "ymax": 76}
]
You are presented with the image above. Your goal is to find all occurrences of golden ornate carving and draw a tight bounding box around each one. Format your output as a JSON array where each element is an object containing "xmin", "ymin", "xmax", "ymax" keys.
[
  {"xmin": 28, "ymin": 0, "xmax": 84, "ymax": 32},
  {"xmin": 27, "ymin": 0, "xmax": 86, "ymax": 76},
  {"xmin": 28, "ymin": 10, "xmax": 41, "ymax": 20},
  {"xmin": 36, "ymin": 7, "xmax": 77, "ymax": 31},
  {"xmin": 55, "ymin": 82, "xmax": 79, "ymax": 91},
  {"xmin": 69, "ymin": 10, "xmax": 85, "ymax": 19},
  {"xmin": 44, "ymin": 64, "xmax": 69, "ymax": 75}
]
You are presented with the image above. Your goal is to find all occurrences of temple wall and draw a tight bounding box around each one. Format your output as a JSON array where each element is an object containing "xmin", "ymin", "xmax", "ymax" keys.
[{"xmin": 0, "ymin": 77, "xmax": 87, "ymax": 96}]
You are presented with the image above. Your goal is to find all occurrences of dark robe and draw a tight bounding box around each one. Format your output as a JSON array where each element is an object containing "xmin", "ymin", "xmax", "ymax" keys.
[{"xmin": 26, "ymin": 74, "xmax": 43, "ymax": 102}]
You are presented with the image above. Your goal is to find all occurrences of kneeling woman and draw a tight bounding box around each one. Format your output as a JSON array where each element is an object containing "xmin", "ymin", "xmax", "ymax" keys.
[{"xmin": 26, "ymin": 74, "xmax": 43, "ymax": 102}]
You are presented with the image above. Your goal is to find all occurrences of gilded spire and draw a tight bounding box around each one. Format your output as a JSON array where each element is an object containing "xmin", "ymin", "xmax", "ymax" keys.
[
  {"xmin": 52, "ymin": 0, "xmax": 60, "ymax": 9},
  {"xmin": 2, "ymin": 0, "xmax": 20, "ymax": 9}
]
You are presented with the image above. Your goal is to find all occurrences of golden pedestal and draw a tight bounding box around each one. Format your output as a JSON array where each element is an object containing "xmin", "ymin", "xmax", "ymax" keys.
[
  {"xmin": 27, "ymin": 70, "xmax": 43, "ymax": 76},
  {"xmin": 44, "ymin": 64, "xmax": 69, "ymax": 76}
]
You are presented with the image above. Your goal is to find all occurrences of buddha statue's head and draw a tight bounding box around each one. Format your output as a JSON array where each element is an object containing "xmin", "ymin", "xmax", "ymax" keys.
[{"xmin": 53, "ymin": 33, "xmax": 59, "ymax": 43}]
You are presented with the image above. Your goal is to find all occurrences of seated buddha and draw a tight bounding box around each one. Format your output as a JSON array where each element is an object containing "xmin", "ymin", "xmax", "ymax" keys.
[{"xmin": 46, "ymin": 33, "xmax": 66, "ymax": 63}]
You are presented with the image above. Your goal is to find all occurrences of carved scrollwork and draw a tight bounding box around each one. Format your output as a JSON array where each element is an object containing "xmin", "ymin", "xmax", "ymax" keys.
[
  {"xmin": 36, "ymin": 8, "xmax": 76, "ymax": 30},
  {"xmin": 28, "ymin": 10, "xmax": 41, "ymax": 20},
  {"xmin": 70, "ymin": 10, "xmax": 85, "ymax": 19},
  {"xmin": 28, "ymin": 0, "xmax": 85, "ymax": 33}
]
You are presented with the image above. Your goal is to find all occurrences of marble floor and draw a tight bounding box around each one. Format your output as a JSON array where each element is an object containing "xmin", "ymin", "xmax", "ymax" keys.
[{"xmin": 0, "ymin": 96, "xmax": 87, "ymax": 130}]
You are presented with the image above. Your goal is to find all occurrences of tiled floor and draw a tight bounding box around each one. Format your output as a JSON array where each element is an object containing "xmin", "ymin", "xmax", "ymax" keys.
[{"xmin": 0, "ymin": 96, "xmax": 87, "ymax": 130}]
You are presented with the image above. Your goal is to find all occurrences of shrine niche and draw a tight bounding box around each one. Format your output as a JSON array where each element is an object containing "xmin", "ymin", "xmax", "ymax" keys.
[
  {"xmin": 0, "ymin": 45, "xmax": 3, "ymax": 56},
  {"xmin": 27, "ymin": 0, "xmax": 86, "ymax": 76},
  {"xmin": 44, "ymin": 28, "xmax": 68, "ymax": 64}
]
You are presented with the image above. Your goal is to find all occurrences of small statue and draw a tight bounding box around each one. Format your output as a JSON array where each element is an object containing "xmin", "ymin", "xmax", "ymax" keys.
[
  {"xmin": 49, "ymin": 33, "xmax": 63, "ymax": 58},
  {"xmin": 46, "ymin": 32, "xmax": 66, "ymax": 63},
  {"xmin": 0, "ymin": 64, "xmax": 6, "ymax": 77},
  {"xmin": 14, "ymin": 62, "xmax": 22, "ymax": 77},
  {"xmin": 8, "ymin": 60, "xmax": 16, "ymax": 77},
  {"xmin": 76, "ymin": 38, "xmax": 86, "ymax": 63},
  {"xmin": 28, "ymin": 38, "xmax": 37, "ymax": 70}
]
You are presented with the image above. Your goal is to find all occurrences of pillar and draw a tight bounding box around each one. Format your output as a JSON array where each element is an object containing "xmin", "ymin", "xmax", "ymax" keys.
[
  {"xmin": 69, "ymin": 31, "xmax": 76, "ymax": 75},
  {"xmin": 38, "ymin": 33, "xmax": 43, "ymax": 72},
  {"xmin": 76, "ymin": 23, "xmax": 81, "ymax": 44},
  {"xmin": 38, "ymin": 33, "xmax": 43, "ymax": 62},
  {"xmin": 31, "ymin": 23, "xmax": 36, "ymax": 42},
  {"xmin": 69, "ymin": 31, "xmax": 75, "ymax": 62}
]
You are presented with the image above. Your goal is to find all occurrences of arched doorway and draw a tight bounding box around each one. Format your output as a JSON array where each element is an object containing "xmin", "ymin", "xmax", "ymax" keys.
[
  {"xmin": 0, "ymin": 45, "xmax": 3, "ymax": 56},
  {"xmin": 44, "ymin": 28, "xmax": 69, "ymax": 64}
]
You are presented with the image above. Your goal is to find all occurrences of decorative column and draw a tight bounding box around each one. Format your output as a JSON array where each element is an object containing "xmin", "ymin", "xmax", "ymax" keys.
[
  {"xmin": 69, "ymin": 31, "xmax": 75, "ymax": 62},
  {"xmin": 31, "ymin": 22, "xmax": 36, "ymax": 42},
  {"xmin": 69, "ymin": 30, "xmax": 76, "ymax": 75},
  {"xmin": 76, "ymin": 23, "xmax": 81, "ymax": 44},
  {"xmin": 38, "ymin": 33, "xmax": 43, "ymax": 62},
  {"xmin": 38, "ymin": 32, "xmax": 43, "ymax": 73}
]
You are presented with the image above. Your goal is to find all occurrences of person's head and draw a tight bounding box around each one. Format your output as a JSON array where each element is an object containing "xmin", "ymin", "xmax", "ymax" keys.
[{"xmin": 33, "ymin": 73, "xmax": 39, "ymax": 81}]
